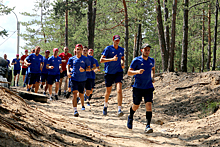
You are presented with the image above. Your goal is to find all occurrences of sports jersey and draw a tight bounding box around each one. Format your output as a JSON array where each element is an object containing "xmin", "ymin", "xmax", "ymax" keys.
[
  {"xmin": 20, "ymin": 55, "xmax": 28, "ymax": 68},
  {"xmin": 41, "ymin": 56, "xmax": 49, "ymax": 74},
  {"xmin": 130, "ymin": 56, "xmax": 155, "ymax": 89},
  {"xmin": 47, "ymin": 55, "xmax": 62, "ymax": 75},
  {"xmin": 6, "ymin": 59, "xmax": 10, "ymax": 68},
  {"xmin": 26, "ymin": 53, "xmax": 43, "ymax": 74},
  {"xmin": 59, "ymin": 52, "xmax": 72, "ymax": 71},
  {"xmin": 101, "ymin": 45, "xmax": 124, "ymax": 74},
  {"xmin": 12, "ymin": 58, "xmax": 21, "ymax": 70},
  {"xmin": 67, "ymin": 55, "xmax": 90, "ymax": 82}
]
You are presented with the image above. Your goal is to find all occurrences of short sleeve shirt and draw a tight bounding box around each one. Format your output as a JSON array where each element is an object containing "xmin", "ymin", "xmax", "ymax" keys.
[
  {"xmin": 67, "ymin": 55, "xmax": 90, "ymax": 82},
  {"xmin": 12, "ymin": 58, "xmax": 21, "ymax": 70},
  {"xmin": 101, "ymin": 45, "xmax": 124, "ymax": 74},
  {"xmin": 86, "ymin": 55, "xmax": 95, "ymax": 79},
  {"xmin": 6, "ymin": 59, "xmax": 10, "ymax": 68},
  {"xmin": 59, "ymin": 52, "xmax": 72, "ymax": 71},
  {"xmin": 47, "ymin": 56, "xmax": 62, "ymax": 75},
  {"xmin": 20, "ymin": 55, "xmax": 28, "ymax": 68},
  {"xmin": 130, "ymin": 56, "xmax": 155, "ymax": 89},
  {"xmin": 41, "ymin": 56, "xmax": 49, "ymax": 74},
  {"xmin": 26, "ymin": 53, "xmax": 43, "ymax": 74}
]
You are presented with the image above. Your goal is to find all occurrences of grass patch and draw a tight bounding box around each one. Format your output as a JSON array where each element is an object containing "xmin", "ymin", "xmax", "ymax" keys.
[{"xmin": 199, "ymin": 100, "xmax": 220, "ymax": 118}]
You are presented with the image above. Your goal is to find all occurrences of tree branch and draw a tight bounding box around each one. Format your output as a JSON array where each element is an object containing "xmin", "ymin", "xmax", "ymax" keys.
[
  {"xmin": 189, "ymin": 1, "xmax": 210, "ymax": 10},
  {"xmin": 99, "ymin": 19, "xmax": 125, "ymax": 31}
]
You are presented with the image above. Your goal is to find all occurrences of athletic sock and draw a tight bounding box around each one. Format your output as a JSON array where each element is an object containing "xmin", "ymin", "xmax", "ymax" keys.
[
  {"xmin": 55, "ymin": 92, "xmax": 58, "ymax": 95},
  {"xmin": 104, "ymin": 102, "xmax": 108, "ymax": 107},
  {"xmin": 13, "ymin": 81, "xmax": 15, "ymax": 86},
  {"xmin": 74, "ymin": 107, "xmax": 77, "ymax": 111},
  {"xmin": 129, "ymin": 107, "xmax": 135, "ymax": 119},
  {"xmin": 118, "ymin": 106, "xmax": 122, "ymax": 111},
  {"xmin": 146, "ymin": 111, "xmax": 152, "ymax": 127},
  {"xmin": 89, "ymin": 94, "xmax": 92, "ymax": 100},
  {"xmin": 49, "ymin": 94, "xmax": 52, "ymax": 98}
]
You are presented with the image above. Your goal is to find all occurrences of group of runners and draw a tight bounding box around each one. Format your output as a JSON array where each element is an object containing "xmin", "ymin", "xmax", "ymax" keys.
[{"xmin": 3, "ymin": 35, "xmax": 155, "ymax": 133}]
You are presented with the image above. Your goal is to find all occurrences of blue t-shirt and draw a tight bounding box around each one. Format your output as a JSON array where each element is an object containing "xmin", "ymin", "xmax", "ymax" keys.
[
  {"xmin": 41, "ymin": 56, "xmax": 49, "ymax": 74},
  {"xmin": 6, "ymin": 59, "xmax": 10, "ymax": 68},
  {"xmin": 67, "ymin": 55, "xmax": 90, "ymax": 82},
  {"xmin": 101, "ymin": 45, "xmax": 124, "ymax": 74},
  {"xmin": 130, "ymin": 56, "xmax": 155, "ymax": 89},
  {"xmin": 86, "ymin": 55, "xmax": 95, "ymax": 79},
  {"xmin": 91, "ymin": 58, "xmax": 99, "ymax": 79},
  {"xmin": 26, "ymin": 53, "xmax": 43, "ymax": 74},
  {"xmin": 12, "ymin": 58, "xmax": 21, "ymax": 70},
  {"xmin": 47, "ymin": 56, "xmax": 62, "ymax": 75}
]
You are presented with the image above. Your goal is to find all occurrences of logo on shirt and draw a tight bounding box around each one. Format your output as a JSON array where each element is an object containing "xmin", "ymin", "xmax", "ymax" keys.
[
  {"xmin": 150, "ymin": 63, "xmax": 153, "ymax": 66},
  {"xmin": 112, "ymin": 52, "xmax": 114, "ymax": 54},
  {"xmin": 33, "ymin": 58, "xmax": 35, "ymax": 59},
  {"xmin": 52, "ymin": 60, "xmax": 54, "ymax": 62},
  {"xmin": 58, "ymin": 60, "xmax": 60, "ymax": 62},
  {"xmin": 81, "ymin": 61, "xmax": 84, "ymax": 63},
  {"xmin": 39, "ymin": 58, "xmax": 42, "ymax": 60},
  {"xmin": 141, "ymin": 63, "xmax": 144, "ymax": 66},
  {"xmin": 119, "ymin": 52, "xmax": 122, "ymax": 55},
  {"xmin": 73, "ymin": 61, "xmax": 75, "ymax": 63}
]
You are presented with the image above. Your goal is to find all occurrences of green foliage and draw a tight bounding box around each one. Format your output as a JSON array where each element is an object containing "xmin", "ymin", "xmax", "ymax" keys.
[
  {"xmin": 0, "ymin": 29, "xmax": 8, "ymax": 38},
  {"xmin": 199, "ymin": 100, "xmax": 220, "ymax": 118}
]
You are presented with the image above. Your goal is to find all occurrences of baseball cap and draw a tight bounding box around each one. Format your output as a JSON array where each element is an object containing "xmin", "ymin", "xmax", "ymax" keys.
[
  {"xmin": 53, "ymin": 48, "xmax": 58, "ymax": 52},
  {"xmin": 141, "ymin": 43, "xmax": 151, "ymax": 49},
  {"xmin": 88, "ymin": 49, "xmax": 94, "ymax": 52},
  {"xmin": 25, "ymin": 49, "xmax": 28, "ymax": 52},
  {"xmin": 75, "ymin": 44, "xmax": 83, "ymax": 49},
  {"xmin": 45, "ymin": 50, "xmax": 50, "ymax": 53},
  {"xmin": 16, "ymin": 54, "xmax": 19, "ymax": 57},
  {"xmin": 113, "ymin": 35, "xmax": 120, "ymax": 41}
]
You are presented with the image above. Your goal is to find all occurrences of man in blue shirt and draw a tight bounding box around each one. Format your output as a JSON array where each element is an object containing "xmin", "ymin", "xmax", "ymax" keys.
[
  {"xmin": 4, "ymin": 54, "xmax": 10, "ymax": 68},
  {"xmin": 82, "ymin": 46, "xmax": 96, "ymax": 106},
  {"xmin": 11, "ymin": 54, "xmax": 21, "ymax": 86},
  {"xmin": 47, "ymin": 48, "xmax": 62, "ymax": 100},
  {"xmin": 67, "ymin": 44, "xmax": 91, "ymax": 117},
  {"xmin": 40, "ymin": 50, "xmax": 50, "ymax": 95},
  {"xmin": 25, "ymin": 46, "xmax": 44, "ymax": 93},
  {"xmin": 100, "ymin": 35, "xmax": 125, "ymax": 116},
  {"xmin": 127, "ymin": 43, "xmax": 155, "ymax": 133}
]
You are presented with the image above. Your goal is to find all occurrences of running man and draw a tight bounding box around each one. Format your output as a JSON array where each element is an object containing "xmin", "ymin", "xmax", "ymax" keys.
[
  {"xmin": 100, "ymin": 35, "xmax": 124, "ymax": 116},
  {"xmin": 82, "ymin": 46, "xmax": 96, "ymax": 106},
  {"xmin": 40, "ymin": 50, "xmax": 50, "ymax": 95},
  {"xmin": 47, "ymin": 48, "xmax": 62, "ymax": 100},
  {"xmin": 20, "ymin": 50, "xmax": 29, "ymax": 87},
  {"xmin": 67, "ymin": 44, "xmax": 91, "ymax": 117},
  {"xmin": 25, "ymin": 46, "xmax": 44, "ymax": 93},
  {"xmin": 127, "ymin": 43, "xmax": 155, "ymax": 133},
  {"xmin": 11, "ymin": 54, "xmax": 21, "ymax": 86},
  {"xmin": 4, "ymin": 54, "xmax": 10, "ymax": 68},
  {"xmin": 87, "ymin": 49, "xmax": 101, "ymax": 106},
  {"xmin": 58, "ymin": 47, "xmax": 72, "ymax": 96}
]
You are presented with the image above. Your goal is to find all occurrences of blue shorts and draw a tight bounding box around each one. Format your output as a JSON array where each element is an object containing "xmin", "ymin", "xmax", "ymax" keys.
[
  {"xmin": 28, "ymin": 73, "xmax": 41, "ymax": 85},
  {"xmin": 47, "ymin": 74, "xmax": 60, "ymax": 85},
  {"xmin": 70, "ymin": 80, "xmax": 86, "ymax": 94},
  {"xmin": 68, "ymin": 78, "xmax": 71, "ymax": 88},
  {"xmin": 60, "ymin": 70, "xmax": 67, "ymax": 78},
  {"xmin": 104, "ymin": 72, "xmax": 123, "ymax": 87},
  {"xmin": 14, "ymin": 70, "xmax": 20, "ymax": 76},
  {"xmin": 41, "ymin": 73, "xmax": 48, "ymax": 82},
  {"xmin": 85, "ymin": 78, "xmax": 94, "ymax": 90},
  {"xmin": 133, "ymin": 87, "xmax": 154, "ymax": 105}
]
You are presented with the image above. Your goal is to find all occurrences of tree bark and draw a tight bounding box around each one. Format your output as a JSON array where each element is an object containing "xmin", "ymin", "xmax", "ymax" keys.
[
  {"xmin": 169, "ymin": 0, "xmax": 177, "ymax": 72},
  {"xmin": 92, "ymin": 0, "xmax": 97, "ymax": 49},
  {"xmin": 133, "ymin": 32, "xmax": 137, "ymax": 59},
  {"xmin": 201, "ymin": 9, "xmax": 205, "ymax": 72},
  {"xmin": 87, "ymin": 0, "xmax": 94, "ymax": 49},
  {"xmin": 212, "ymin": 0, "xmax": 218, "ymax": 70},
  {"xmin": 207, "ymin": 3, "xmax": 211, "ymax": 71},
  {"xmin": 136, "ymin": 21, "xmax": 141, "ymax": 57},
  {"xmin": 65, "ymin": 0, "xmax": 68, "ymax": 47},
  {"xmin": 164, "ymin": 0, "xmax": 170, "ymax": 70},
  {"xmin": 123, "ymin": 0, "xmax": 129, "ymax": 73},
  {"xmin": 155, "ymin": 0, "xmax": 168, "ymax": 72},
  {"xmin": 181, "ymin": 0, "xmax": 189, "ymax": 72}
]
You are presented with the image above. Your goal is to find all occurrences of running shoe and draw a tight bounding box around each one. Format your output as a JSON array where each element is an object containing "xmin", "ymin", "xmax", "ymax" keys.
[
  {"xmin": 63, "ymin": 92, "xmax": 66, "ymax": 97},
  {"xmin": 77, "ymin": 97, "xmax": 80, "ymax": 103},
  {"xmin": 55, "ymin": 95, "xmax": 58, "ymax": 100},
  {"xmin": 27, "ymin": 88, "xmax": 30, "ymax": 92},
  {"xmin": 17, "ymin": 84, "xmax": 19, "ymax": 87},
  {"xmin": 127, "ymin": 115, "xmax": 133, "ymax": 129},
  {"xmin": 118, "ymin": 109, "xmax": 124, "ymax": 117},
  {"xmin": 145, "ymin": 125, "xmax": 153, "ymax": 133},
  {"xmin": 43, "ymin": 92, "xmax": 46, "ymax": 95},
  {"xmin": 49, "ymin": 97, "xmax": 53, "ymax": 101},
  {"xmin": 66, "ymin": 92, "xmax": 71, "ymax": 98},
  {"xmin": 40, "ymin": 84, "xmax": 43, "ymax": 89},
  {"xmin": 74, "ymin": 111, "xmax": 79, "ymax": 117},
  {"xmin": 23, "ymin": 84, "xmax": 26, "ymax": 87},
  {"xmin": 87, "ymin": 102, "xmax": 90, "ymax": 106},
  {"xmin": 103, "ymin": 107, "xmax": 107, "ymax": 115},
  {"xmin": 58, "ymin": 90, "xmax": 61, "ymax": 96},
  {"xmin": 81, "ymin": 106, "xmax": 85, "ymax": 111},
  {"xmin": 31, "ymin": 88, "xmax": 35, "ymax": 92}
]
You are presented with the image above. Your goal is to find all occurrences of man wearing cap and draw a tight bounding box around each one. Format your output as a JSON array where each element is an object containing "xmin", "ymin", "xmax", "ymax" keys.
[
  {"xmin": 58, "ymin": 47, "xmax": 72, "ymax": 96},
  {"xmin": 100, "ymin": 35, "xmax": 125, "ymax": 116},
  {"xmin": 11, "ymin": 54, "xmax": 21, "ymax": 86},
  {"xmin": 87, "ymin": 49, "xmax": 101, "ymax": 106},
  {"xmin": 20, "ymin": 50, "xmax": 29, "ymax": 87},
  {"xmin": 127, "ymin": 43, "xmax": 155, "ymax": 133},
  {"xmin": 40, "ymin": 50, "xmax": 50, "ymax": 95},
  {"xmin": 67, "ymin": 44, "xmax": 91, "ymax": 117},
  {"xmin": 47, "ymin": 48, "xmax": 62, "ymax": 100},
  {"xmin": 25, "ymin": 46, "xmax": 44, "ymax": 93},
  {"xmin": 4, "ymin": 54, "xmax": 10, "ymax": 68}
]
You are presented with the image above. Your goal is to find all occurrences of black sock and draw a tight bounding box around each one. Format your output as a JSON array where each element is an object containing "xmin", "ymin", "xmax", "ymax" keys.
[
  {"xmin": 129, "ymin": 107, "xmax": 135, "ymax": 119},
  {"xmin": 146, "ymin": 111, "xmax": 152, "ymax": 126},
  {"xmin": 89, "ymin": 94, "xmax": 92, "ymax": 100},
  {"xmin": 17, "ymin": 81, "xmax": 18, "ymax": 85}
]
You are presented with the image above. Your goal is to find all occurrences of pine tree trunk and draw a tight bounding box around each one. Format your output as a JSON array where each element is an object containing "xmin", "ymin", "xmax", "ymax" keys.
[
  {"xmin": 87, "ymin": 0, "xmax": 94, "ymax": 49},
  {"xmin": 136, "ymin": 21, "xmax": 141, "ymax": 57},
  {"xmin": 212, "ymin": 0, "xmax": 218, "ymax": 70},
  {"xmin": 65, "ymin": 0, "xmax": 68, "ymax": 47},
  {"xmin": 123, "ymin": 0, "xmax": 129, "ymax": 73},
  {"xmin": 169, "ymin": 0, "xmax": 177, "ymax": 72},
  {"xmin": 207, "ymin": 3, "xmax": 211, "ymax": 71},
  {"xmin": 133, "ymin": 32, "xmax": 137, "ymax": 59},
  {"xmin": 201, "ymin": 9, "xmax": 205, "ymax": 72},
  {"xmin": 181, "ymin": 0, "xmax": 189, "ymax": 72},
  {"xmin": 164, "ymin": 0, "xmax": 170, "ymax": 70},
  {"xmin": 155, "ymin": 0, "xmax": 168, "ymax": 72},
  {"xmin": 92, "ymin": 0, "xmax": 97, "ymax": 49}
]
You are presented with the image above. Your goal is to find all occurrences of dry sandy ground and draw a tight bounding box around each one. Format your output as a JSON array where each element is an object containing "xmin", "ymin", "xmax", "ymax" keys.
[{"xmin": 0, "ymin": 71, "xmax": 220, "ymax": 147}]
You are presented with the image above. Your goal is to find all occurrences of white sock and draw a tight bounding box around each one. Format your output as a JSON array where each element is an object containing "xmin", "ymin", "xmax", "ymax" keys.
[
  {"xmin": 74, "ymin": 107, "xmax": 77, "ymax": 111},
  {"xmin": 118, "ymin": 106, "xmax": 122, "ymax": 111},
  {"xmin": 104, "ymin": 102, "xmax": 108, "ymax": 107},
  {"xmin": 49, "ymin": 94, "xmax": 52, "ymax": 98},
  {"xmin": 55, "ymin": 92, "xmax": 58, "ymax": 95}
]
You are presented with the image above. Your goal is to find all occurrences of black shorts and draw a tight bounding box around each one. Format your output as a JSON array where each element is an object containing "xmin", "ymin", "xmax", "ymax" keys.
[
  {"xmin": 133, "ymin": 87, "xmax": 154, "ymax": 105},
  {"xmin": 13, "ymin": 70, "xmax": 20, "ymax": 76},
  {"xmin": 91, "ymin": 79, "xmax": 95, "ymax": 88},
  {"xmin": 28, "ymin": 73, "xmax": 41, "ymax": 85},
  {"xmin": 60, "ymin": 70, "xmax": 67, "ymax": 78},
  {"xmin": 104, "ymin": 72, "xmax": 123, "ymax": 87},
  {"xmin": 70, "ymin": 80, "xmax": 86, "ymax": 94},
  {"xmin": 85, "ymin": 78, "xmax": 94, "ymax": 90},
  {"xmin": 41, "ymin": 73, "xmax": 48, "ymax": 82},
  {"xmin": 21, "ymin": 68, "xmax": 27, "ymax": 75},
  {"xmin": 47, "ymin": 74, "xmax": 60, "ymax": 85}
]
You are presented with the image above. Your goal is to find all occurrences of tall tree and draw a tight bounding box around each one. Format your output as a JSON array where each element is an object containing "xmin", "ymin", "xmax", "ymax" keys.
[
  {"xmin": 164, "ymin": 0, "xmax": 170, "ymax": 69},
  {"xmin": 201, "ymin": 8, "xmax": 205, "ymax": 72},
  {"xmin": 135, "ymin": 21, "xmax": 141, "ymax": 57},
  {"xmin": 181, "ymin": 0, "xmax": 189, "ymax": 72},
  {"xmin": 169, "ymin": 0, "xmax": 177, "ymax": 72},
  {"xmin": 206, "ymin": 2, "xmax": 211, "ymax": 71},
  {"xmin": 87, "ymin": 0, "xmax": 94, "ymax": 49},
  {"xmin": 65, "ymin": 0, "xmax": 68, "ymax": 47}
]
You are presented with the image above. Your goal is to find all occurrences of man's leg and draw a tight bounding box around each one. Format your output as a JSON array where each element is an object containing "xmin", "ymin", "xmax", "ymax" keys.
[
  {"xmin": 79, "ymin": 93, "xmax": 84, "ymax": 108},
  {"xmin": 64, "ymin": 76, "xmax": 68, "ymax": 94},
  {"xmin": 103, "ymin": 86, "xmax": 112, "ymax": 115},
  {"xmin": 48, "ymin": 84, "xmax": 53, "ymax": 100},
  {"xmin": 58, "ymin": 77, "xmax": 63, "ymax": 96},
  {"xmin": 145, "ymin": 102, "xmax": 153, "ymax": 132},
  {"xmin": 72, "ymin": 91, "xmax": 79, "ymax": 117},
  {"xmin": 45, "ymin": 81, "xmax": 48, "ymax": 93},
  {"xmin": 55, "ymin": 82, "xmax": 59, "ymax": 100},
  {"xmin": 35, "ymin": 82, "xmax": 39, "ymax": 93}
]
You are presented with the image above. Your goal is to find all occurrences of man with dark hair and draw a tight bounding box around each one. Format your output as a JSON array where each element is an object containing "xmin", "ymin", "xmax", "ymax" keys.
[
  {"xmin": 100, "ymin": 35, "xmax": 124, "ymax": 116},
  {"xmin": 4, "ymin": 54, "xmax": 10, "ymax": 68},
  {"xmin": 11, "ymin": 54, "xmax": 21, "ymax": 86},
  {"xmin": 127, "ymin": 43, "xmax": 155, "ymax": 133},
  {"xmin": 20, "ymin": 50, "xmax": 29, "ymax": 87}
]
